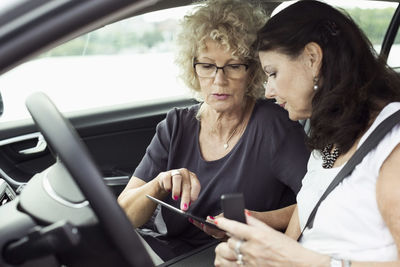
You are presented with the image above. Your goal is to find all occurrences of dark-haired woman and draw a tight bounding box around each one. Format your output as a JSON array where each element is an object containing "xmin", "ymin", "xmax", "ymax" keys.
[{"xmin": 214, "ymin": 1, "xmax": 400, "ymax": 266}]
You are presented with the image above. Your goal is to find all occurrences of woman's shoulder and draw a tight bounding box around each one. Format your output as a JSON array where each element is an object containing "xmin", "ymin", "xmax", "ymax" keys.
[
  {"xmin": 255, "ymin": 99, "xmax": 287, "ymax": 116},
  {"xmin": 157, "ymin": 103, "xmax": 200, "ymax": 137},
  {"xmin": 164, "ymin": 103, "xmax": 200, "ymax": 125},
  {"xmin": 253, "ymin": 99, "xmax": 300, "ymax": 126}
]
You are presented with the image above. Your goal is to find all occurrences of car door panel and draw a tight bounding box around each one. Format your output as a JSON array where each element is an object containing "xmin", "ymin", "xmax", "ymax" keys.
[{"xmin": 0, "ymin": 98, "xmax": 196, "ymax": 195}]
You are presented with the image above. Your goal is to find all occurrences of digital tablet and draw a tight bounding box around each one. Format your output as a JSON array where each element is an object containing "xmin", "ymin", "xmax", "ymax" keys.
[{"xmin": 146, "ymin": 194, "xmax": 219, "ymax": 229}]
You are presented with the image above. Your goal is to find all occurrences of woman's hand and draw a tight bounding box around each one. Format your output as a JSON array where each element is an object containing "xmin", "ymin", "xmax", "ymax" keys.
[
  {"xmin": 190, "ymin": 213, "xmax": 227, "ymax": 240},
  {"xmin": 214, "ymin": 213, "xmax": 329, "ymax": 266},
  {"xmin": 156, "ymin": 168, "xmax": 201, "ymax": 211}
]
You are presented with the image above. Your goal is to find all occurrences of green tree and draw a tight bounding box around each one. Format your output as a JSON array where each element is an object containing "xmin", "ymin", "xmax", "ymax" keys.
[
  {"xmin": 141, "ymin": 30, "xmax": 164, "ymax": 48},
  {"xmin": 345, "ymin": 7, "xmax": 396, "ymax": 45}
]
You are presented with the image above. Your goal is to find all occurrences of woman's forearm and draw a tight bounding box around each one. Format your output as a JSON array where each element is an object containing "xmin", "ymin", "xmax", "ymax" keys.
[
  {"xmin": 118, "ymin": 177, "xmax": 169, "ymax": 227},
  {"xmin": 285, "ymin": 206, "xmax": 301, "ymax": 239},
  {"xmin": 249, "ymin": 204, "xmax": 296, "ymax": 231}
]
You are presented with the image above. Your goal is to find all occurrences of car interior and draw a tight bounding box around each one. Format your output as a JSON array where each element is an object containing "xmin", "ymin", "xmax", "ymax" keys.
[{"xmin": 0, "ymin": 0, "xmax": 399, "ymax": 266}]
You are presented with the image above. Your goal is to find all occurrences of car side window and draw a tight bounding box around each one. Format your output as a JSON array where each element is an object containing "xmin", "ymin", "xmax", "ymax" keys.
[
  {"xmin": 0, "ymin": 6, "xmax": 193, "ymax": 122},
  {"xmin": 387, "ymin": 30, "xmax": 400, "ymax": 70},
  {"xmin": 344, "ymin": 4, "xmax": 397, "ymax": 55},
  {"xmin": 274, "ymin": 1, "xmax": 398, "ymax": 59}
]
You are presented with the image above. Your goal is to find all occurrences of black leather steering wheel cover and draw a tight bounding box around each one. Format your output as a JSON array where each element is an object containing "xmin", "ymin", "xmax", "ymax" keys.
[{"xmin": 25, "ymin": 92, "xmax": 154, "ymax": 267}]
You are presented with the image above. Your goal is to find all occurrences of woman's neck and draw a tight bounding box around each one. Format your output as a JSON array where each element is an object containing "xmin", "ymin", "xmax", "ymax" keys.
[
  {"xmin": 198, "ymin": 98, "xmax": 255, "ymax": 160},
  {"xmin": 201, "ymin": 99, "xmax": 252, "ymax": 138}
]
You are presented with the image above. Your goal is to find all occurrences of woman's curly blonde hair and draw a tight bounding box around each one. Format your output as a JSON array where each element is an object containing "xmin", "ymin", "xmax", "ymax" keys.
[{"xmin": 175, "ymin": 0, "xmax": 268, "ymax": 100}]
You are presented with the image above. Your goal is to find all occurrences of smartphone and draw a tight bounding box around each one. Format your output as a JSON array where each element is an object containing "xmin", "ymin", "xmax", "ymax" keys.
[{"xmin": 221, "ymin": 193, "xmax": 246, "ymax": 223}]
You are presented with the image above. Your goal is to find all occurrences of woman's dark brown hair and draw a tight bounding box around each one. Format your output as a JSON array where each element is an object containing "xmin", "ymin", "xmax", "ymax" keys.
[{"xmin": 257, "ymin": 0, "xmax": 400, "ymax": 153}]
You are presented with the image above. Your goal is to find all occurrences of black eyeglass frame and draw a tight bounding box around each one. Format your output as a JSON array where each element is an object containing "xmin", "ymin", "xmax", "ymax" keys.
[{"xmin": 193, "ymin": 62, "xmax": 249, "ymax": 77}]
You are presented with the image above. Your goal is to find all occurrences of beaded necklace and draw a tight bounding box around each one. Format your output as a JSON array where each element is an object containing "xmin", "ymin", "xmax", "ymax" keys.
[{"xmin": 321, "ymin": 144, "xmax": 340, "ymax": 168}]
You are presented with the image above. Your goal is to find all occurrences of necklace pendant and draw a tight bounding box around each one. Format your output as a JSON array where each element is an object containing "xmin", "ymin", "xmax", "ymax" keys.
[
  {"xmin": 223, "ymin": 143, "xmax": 228, "ymax": 149},
  {"xmin": 321, "ymin": 144, "xmax": 340, "ymax": 169}
]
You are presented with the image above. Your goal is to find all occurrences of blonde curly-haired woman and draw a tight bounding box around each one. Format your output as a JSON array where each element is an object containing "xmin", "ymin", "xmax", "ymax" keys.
[{"xmin": 118, "ymin": 0, "xmax": 309, "ymax": 262}]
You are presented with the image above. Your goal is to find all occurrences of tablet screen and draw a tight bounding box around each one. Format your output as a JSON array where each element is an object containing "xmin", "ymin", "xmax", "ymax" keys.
[{"xmin": 146, "ymin": 195, "xmax": 219, "ymax": 229}]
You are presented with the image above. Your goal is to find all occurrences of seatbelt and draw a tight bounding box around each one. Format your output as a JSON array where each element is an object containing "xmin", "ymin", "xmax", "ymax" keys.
[{"xmin": 297, "ymin": 109, "xmax": 400, "ymax": 241}]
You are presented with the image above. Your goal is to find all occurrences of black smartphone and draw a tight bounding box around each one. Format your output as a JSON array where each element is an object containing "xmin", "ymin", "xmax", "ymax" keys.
[{"xmin": 221, "ymin": 193, "xmax": 246, "ymax": 223}]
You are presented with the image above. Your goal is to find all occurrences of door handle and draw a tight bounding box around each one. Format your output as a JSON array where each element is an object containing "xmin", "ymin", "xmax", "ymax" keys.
[{"xmin": 19, "ymin": 135, "xmax": 47, "ymax": 155}]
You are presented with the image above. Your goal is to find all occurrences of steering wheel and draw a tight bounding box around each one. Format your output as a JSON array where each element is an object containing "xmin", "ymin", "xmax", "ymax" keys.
[{"xmin": 25, "ymin": 92, "xmax": 154, "ymax": 267}]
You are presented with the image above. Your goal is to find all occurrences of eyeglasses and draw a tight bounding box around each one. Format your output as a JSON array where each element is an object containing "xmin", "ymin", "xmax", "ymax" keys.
[{"xmin": 193, "ymin": 63, "xmax": 249, "ymax": 79}]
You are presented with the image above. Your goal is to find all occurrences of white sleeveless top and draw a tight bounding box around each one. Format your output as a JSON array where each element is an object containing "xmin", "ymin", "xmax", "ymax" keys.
[{"xmin": 297, "ymin": 102, "xmax": 400, "ymax": 261}]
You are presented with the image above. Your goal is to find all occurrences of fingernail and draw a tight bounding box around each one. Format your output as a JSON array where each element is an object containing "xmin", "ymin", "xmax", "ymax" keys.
[
  {"xmin": 183, "ymin": 203, "xmax": 188, "ymax": 210},
  {"xmin": 214, "ymin": 220, "xmax": 218, "ymax": 225},
  {"xmin": 188, "ymin": 218, "xmax": 193, "ymax": 223},
  {"xmin": 173, "ymin": 195, "xmax": 178, "ymax": 201},
  {"xmin": 245, "ymin": 210, "xmax": 251, "ymax": 216},
  {"xmin": 201, "ymin": 223, "xmax": 204, "ymax": 228},
  {"xmin": 209, "ymin": 216, "xmax": 215, "ymax": 220}
]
